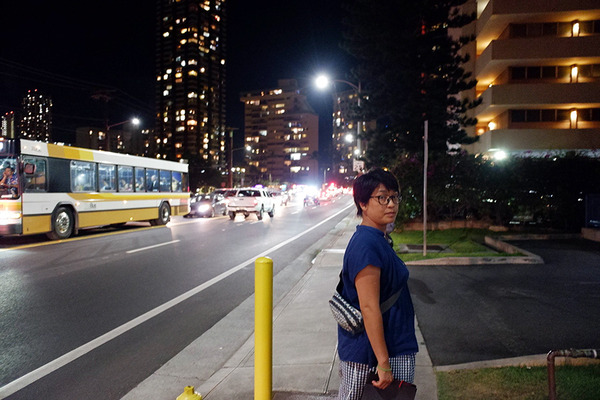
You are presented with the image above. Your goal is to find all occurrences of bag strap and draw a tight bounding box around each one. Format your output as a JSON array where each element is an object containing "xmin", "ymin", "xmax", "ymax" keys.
[
  {"xmin": 336, "ymin": 271, "xmax": 402, "ymax": 313},
  {"xmin": 380, "ymin": 287, "xmax": 402, "ymax": 313}
]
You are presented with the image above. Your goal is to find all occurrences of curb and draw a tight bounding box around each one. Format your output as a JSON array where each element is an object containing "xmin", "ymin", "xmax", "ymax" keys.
[{"xmin": 405, "ymin": 235, "xmax": 545, "ymax": 266}]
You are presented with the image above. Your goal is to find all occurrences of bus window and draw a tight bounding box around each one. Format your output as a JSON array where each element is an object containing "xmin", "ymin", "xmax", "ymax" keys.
[
  {"xmin": 134, "ymin": 167, "xmax": 145, "ymax": 192},
  {"xmin": 182, "ymin": 173, "xmax": 188, "ymax": 192},
  {"xmin": 146, "ymin": 169, "xmax": 158, "ymax": 191},
  {"xmin": 23, "ymin": 157, "xmax": 47, "ymax": 192},
  {"xmin": 118, "ymin": 166, "xmax": 133, "ymax": 192},
  {"xmin": 172, "ymin": 171, "xmax": 182, "ymax": 192},
  {"xmin": 159, "ymin": 170, "xmax": 171, "ymax": 192},
  {"xmin": 71, "ymin": 161, "xmax": 96, "ymax": 192},
  {"xmin": 99, "ymin": 164, "xmax": 116, "ymax": 192}
]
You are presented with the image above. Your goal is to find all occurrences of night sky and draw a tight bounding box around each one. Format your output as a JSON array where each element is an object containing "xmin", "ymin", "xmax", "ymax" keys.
[{"xmin": 0, "ymin": 0, "xmax": 352, "ymax": 149}]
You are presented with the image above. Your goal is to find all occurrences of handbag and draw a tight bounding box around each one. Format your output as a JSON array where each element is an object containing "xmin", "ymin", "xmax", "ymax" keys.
[
  {"xmin": 329, "ymin": 273, "xmax": 402, "ymax": 335},
  {"xmin": 361, "ymin": 372, "xmax": 417, "ymax": 400},
  {"xmin": 329, "ymin": 290, "xmax": 364, "ymax": 335}
]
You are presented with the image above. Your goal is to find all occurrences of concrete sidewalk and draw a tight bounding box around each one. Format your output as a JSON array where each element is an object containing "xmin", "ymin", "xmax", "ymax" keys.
[{"xmin": 122, "ymin": 213, "xmax": 437, "ymax": 400}]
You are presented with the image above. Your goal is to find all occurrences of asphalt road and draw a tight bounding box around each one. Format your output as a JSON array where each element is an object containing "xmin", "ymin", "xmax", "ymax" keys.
[
  {"xmin": 0, "ymin": 194, "xmax": 355, "ymax": 399},
  {"xmin": 408, "ymin": 238, "xmax": 600, "ymax": 366}
]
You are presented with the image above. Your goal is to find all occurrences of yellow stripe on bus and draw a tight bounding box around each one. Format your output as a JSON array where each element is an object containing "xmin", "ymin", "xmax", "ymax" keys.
[
  {"xmin": 23, "ymin": 215, "xmax": 51, "ymax": 235},
  {"xmin": 171, "ymin": 205, "xmax": 188, "ymax": 216},
  {"xmin": 0, "ymin": 201, "xmax": 22, "ymax": 212},
  {"xmin": 22, "ymin": 205, "xmax": 187, "ymax": 235},
  {"xmin": 46, "ymin": 143, "xmax": 95, "ymax": 161},
  {"xmin": 78, "ymin": 208, "xmax": 159, "ymax": 227}
]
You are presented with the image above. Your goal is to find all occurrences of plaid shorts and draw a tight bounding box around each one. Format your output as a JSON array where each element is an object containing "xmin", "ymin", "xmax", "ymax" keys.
[{"xmin": 337, "ymin": 354, "xmax": 416, "ymax": 400}]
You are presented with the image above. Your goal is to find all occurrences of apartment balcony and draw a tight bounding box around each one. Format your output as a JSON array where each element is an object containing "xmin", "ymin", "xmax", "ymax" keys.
[
  {"xmin": 475, "ymin": 82, "xmax": 600, "ymax": 121},
  {"xmin": 472, "ymin": 127, "xmax": 600, "ymax": 154},
  {"xmin": 476, "ymin": 35, "xmax": 600, "ymax": 89},
  {"xmin": 477, "ymin": 0, "xmax": 600, "ymax": 54}
]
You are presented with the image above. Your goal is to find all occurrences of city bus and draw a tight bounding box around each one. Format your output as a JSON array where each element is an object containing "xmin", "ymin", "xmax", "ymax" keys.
[{"xmin": 0, "ymin": 139, "xmax": 190, "ymax": 240}]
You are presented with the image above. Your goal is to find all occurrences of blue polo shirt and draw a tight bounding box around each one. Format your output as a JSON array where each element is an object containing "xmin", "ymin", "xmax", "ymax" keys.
[{"xmin": 337, "ymin": 225, "xmax": 418, "ymax": 365}]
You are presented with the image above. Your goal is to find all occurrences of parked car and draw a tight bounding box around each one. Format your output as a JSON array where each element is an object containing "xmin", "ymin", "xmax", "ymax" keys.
[
  {"xmin": 186, "ymin": 191, "xmax": 228, "ymax": 218},
  {"xmin": 225, "ymin": 187, "xmax": 275, "ymax": 220}
]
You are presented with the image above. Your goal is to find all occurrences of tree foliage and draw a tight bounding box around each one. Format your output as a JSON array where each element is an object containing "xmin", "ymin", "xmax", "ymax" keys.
[
  {"xmin": 391, "ymin": 153, "xmax": 600, "ymax": 231},
  {"xmin": 340, "ymin": 1, "xmax": 600, "ymax": 231},
  {"xmin": 342, "ymin": 0, "xmax": 479, "ymax": 161}
]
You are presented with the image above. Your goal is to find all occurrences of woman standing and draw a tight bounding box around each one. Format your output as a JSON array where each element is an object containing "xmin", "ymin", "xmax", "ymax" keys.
[{"xmin": 337, "ymin": 168, "xmax": 418, "ymax": 399}]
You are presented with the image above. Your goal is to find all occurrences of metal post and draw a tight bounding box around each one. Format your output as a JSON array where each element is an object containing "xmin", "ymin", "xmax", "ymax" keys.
[
  {"xmin": 547, "ymin": 348, "xmax": 599, "ymax": 400},
  {"xmin": 356, "ymin": 82, "xmax": 362, "ymax": 157},
  {"xmin": 254, "ymin": 257, "xmax": 273, "ymax": 400},
  {"xmin": 228, "ymin": 131, "xmax": 233, "ymax": 188},
  {"xmin": 423, "ymin": 120, "xmax": 428, "ymax": 257}
]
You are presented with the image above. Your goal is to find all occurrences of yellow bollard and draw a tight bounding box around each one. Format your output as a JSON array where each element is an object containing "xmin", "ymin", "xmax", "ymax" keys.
[
  {"xmin": 176, "ymin": 386, "xmax": 202, "ymax": 400},
  {"xmin": 254, "ymin": 257, "xmax": 273, "ymax": 400}
]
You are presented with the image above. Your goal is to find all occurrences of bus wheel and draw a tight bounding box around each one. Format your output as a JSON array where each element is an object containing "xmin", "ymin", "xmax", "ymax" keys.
[
  {"xmin": 47, "ymin": 207, "xmax": 74, "ymax": 240},
  {"xmin": 153, "ymin": 202, "xmax": 171, "ymax": 225}
]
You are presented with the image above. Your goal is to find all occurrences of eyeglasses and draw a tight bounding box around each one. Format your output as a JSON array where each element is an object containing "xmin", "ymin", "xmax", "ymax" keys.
[{"xmin": 370, "ymin": 194, "xmax": 401, "ymax": 206}]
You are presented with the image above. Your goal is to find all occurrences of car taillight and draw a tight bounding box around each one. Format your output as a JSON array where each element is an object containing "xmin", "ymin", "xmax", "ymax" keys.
[{"xmin": 253, "ymin": 199, "xmax": 258, "ymax": 206}]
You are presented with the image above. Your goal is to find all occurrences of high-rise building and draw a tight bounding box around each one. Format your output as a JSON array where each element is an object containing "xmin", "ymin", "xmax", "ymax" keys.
[
  {"xmin": 154, "ymin": 0, "xmax": 227, "ymax": 167},
  {"xmin": 460, "ymin": 0, "xmax": 600, "ymax": 157},
  {"xmin": 1, "ymin": 112, "xmax": 18, "ymax": 139},
  {"xmin": 332, "ymin": 90, "xmax": 360, "ymax": 177},
  {"xmin": 331, "ymin": 90, "xmax": 373, "ymax": 178},
  {"xmin": 241, "ymin": 79, "xmax": 319, "ymax": 185},
  {"xmin": 20, "ymin": 89, "xmax": 52, "ymax": 142}
]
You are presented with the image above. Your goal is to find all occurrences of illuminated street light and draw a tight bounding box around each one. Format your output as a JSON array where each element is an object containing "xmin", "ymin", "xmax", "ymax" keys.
[
  {"xmin": 107, "ymin": 117, "xmax": 140, "ymax": 130},
  {"xmin": 314, "ymin": 74, "xmax": 330, "ymax": 90}
]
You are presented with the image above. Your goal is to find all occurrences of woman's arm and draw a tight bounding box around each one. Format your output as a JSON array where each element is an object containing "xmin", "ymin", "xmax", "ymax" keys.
[{"xmin": 355, "ymin": 264, "xmax": 393, "ymax": 389}]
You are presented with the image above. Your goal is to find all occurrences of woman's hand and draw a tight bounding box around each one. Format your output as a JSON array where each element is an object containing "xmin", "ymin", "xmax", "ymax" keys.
[{"xmin": 372, "ymin": 368, "xmax": 394, "ymax": 390}]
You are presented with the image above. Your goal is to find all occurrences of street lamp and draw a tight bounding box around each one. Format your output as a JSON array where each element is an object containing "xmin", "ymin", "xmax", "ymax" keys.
[
  {"xmin": 314, "ymin": 74, "xmax": 364, "ymax": 172},
  {"xmin": 107, "ymin": 117, "xmax": 140, "ymax": 130},
  {"xmin": 103, "ymin": 118, "xmax": 141, "ymax": 151}
]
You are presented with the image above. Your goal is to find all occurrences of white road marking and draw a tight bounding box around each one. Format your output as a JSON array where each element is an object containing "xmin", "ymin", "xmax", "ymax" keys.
[
  {"xmin": 0, "ymin": 203, "xmax": 353, "ymax": 398},
  {"xmin": 126, "ymin": 239, "xmax": 180, "ymax": 254}
]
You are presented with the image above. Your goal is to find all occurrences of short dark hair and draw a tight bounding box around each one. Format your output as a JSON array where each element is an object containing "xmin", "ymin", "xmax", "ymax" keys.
[{"xmin": 352, "ymin": 168, "xmax": 399, "ymax": 216}]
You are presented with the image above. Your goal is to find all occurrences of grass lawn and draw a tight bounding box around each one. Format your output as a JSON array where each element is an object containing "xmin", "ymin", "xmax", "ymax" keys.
[
  {"xmin": 437, "ymin": 364, "xmax": 600, "ymax": 400},
  {"xmin": 389, "ymin": 228, "xmax": 517, "ymax": 262}
]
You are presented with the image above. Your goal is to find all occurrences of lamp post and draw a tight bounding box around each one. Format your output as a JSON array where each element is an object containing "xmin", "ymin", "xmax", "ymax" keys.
[
  {"xmin": 104, "ymin": 118, "xmax": 140, "ymax": 152},
  {"xmin": 227, "ymin": 129, "xmax": 251, "ymax": 187},
  {"xmin": 315, "ymin": 74, "xmax": 363, "ymax": 173},
  {"xmin": 107, "ymin": 117, "xmax": 141, "ymax": 130}
]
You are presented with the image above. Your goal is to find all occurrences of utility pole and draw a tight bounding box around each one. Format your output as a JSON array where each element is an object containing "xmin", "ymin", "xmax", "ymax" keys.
[{"xmin": 423, "ymin": 120, "xmax": 428, "ymax": 257}]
